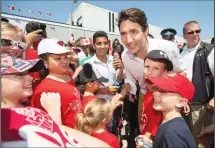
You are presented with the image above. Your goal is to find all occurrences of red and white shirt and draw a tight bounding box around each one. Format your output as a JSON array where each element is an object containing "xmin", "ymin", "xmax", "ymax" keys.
[
  {"xmin": 139, "ymin": 91, "xmax": 162, "ymax": 136},
  {"xmin": 31, "ymin": 77, "xmax": 81, "ymax": 128},
  {"xmin": 1, "ymin": 107, "xmax": 82, "ymax": 147}
]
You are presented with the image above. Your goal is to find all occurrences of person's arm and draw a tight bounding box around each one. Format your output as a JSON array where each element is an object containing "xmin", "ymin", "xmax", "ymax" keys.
[
  {"xmin": 122, "ymin": 56, "xmax": 137, "ymax": 95},
  {"xmin": 40, "ymin": 92, "xmax": 62, "ymax": 125},
  {"xmin": 113, "ymin": 58, "xmax": 124, "ymax": 83},
  {"xmin": 60, "ymin": 125, "xmax": 111, "ymax": 147},
  {"xmin": 72, "ymin": 66, "xmax": 83, "ymax": 80}
]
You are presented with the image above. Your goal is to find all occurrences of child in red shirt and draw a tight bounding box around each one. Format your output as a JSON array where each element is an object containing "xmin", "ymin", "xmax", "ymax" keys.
[
  {"xmin": 75, "ymin": 98, "xmax": 120, "ymax": 148},
  {"xmin": 31, "ymin": 38, "xmax": 81, "ymax": 128},
  {"xmin": 138, "ymin": 50, "xmax": 173, "ymax": 140},
  {"xmin": 74, "ymin": 63, "xmax": 101, "ymax": 110}
]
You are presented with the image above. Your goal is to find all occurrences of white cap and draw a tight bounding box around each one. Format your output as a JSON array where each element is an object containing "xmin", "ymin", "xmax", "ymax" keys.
[{"xmin": 37, "ymin": 38, "xmax": 71, "ymax": 55}]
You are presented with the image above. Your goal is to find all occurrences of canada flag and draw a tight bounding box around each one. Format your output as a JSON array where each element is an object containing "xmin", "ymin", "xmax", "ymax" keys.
[
  {"xmin": 29, "ymin": 10, "xmax": 33, "ymax": 13},
  {"xmin": 70, "ymin": 34, "xmax": 75, "ymax": 45},
  {"xmin": 46, "ymin": 12, "xmax": 51, "ymax": 16},
  {"xmin": 8, "ymin": 5, "xmax": 15, "ymax": 10},
  {"xmin": 37, "ymin": 10, "xmax": 42, "ymax": 15},
  {"xmin": 80, "ymin": 37, "xmax": 93, "ymax": 46}
]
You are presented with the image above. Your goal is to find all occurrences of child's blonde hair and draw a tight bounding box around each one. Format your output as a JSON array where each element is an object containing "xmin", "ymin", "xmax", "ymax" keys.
[
  {"xmin": 1, "ymin": 22, "xmax": 26, "ymax": 58},
  {"xmin": 75, "ymin": 98, "xmax": 112, "ymax": 134},
  {"xmin": 1, "ymin": 22, "xmax": 21, "ymax": 34}
]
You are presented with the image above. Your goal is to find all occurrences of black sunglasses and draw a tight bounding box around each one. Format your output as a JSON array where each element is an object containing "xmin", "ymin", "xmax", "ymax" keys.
[
  {"xmin": 1, "ymin": 38, "xmax": 27, "ymax": 50},
  {"xmin": 186, "ymin": 29, "xmax": 201, "ymax": 35}
]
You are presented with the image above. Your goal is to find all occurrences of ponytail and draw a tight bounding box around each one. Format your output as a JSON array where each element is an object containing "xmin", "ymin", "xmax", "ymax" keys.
[{"xmin": 75, "ymin": 113, "xmax": 92, "ymax": 134}]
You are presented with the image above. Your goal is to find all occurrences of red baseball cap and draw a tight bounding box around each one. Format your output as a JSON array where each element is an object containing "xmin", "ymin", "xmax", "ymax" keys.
[{"xmin": 146, "ymin": 73, "xmax": 195, "ymax": 102}]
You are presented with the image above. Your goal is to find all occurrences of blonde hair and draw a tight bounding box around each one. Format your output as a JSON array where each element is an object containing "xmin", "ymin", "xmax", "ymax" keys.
[
  {"xmin": 1, "ymin": 22, "xmax": 21, "ymax": 34},
  {"xmin": 75, "ymin": 98, "xmax": 112, "ymax": 134}
]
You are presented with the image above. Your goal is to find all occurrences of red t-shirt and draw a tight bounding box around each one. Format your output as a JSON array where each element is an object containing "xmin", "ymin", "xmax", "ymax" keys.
[
  {"xmin": 91, "ymin": 130, "xmax": 120, "ymax": 148},
  {"xmin": 1, "ymin": 107, "xmax": 82, "ymax": 147},
  {"xmin": 31, "ymin": 78, "xmax": 81, "ymax": 128},
  {"xmin": 81, "ymin": 95, "xmax": 97, "ymax": 111},
  {"xmin": 139, "ymin": 91, "xmax": 162, "ymax": 136}
]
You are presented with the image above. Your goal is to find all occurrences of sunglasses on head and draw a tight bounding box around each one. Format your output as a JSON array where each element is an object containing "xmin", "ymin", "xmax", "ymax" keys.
[
  {"xmin": 186, "ymin": 29, "xmax": 201, "ymax": 35},
  {"xmin": 1, "ymin": 38, "xmax": 27, "ymax": 50}
]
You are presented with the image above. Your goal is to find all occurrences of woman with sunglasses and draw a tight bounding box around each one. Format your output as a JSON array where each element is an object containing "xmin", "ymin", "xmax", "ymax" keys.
[
  {"xmin": 31, "ymin": 38, "xmax": 81, "ymax": 129},
  {"xmin": 1, "ymin": 22, "xmax": 44, "ymax": 58},
  {"xmin": 1, "ymin": 22, "xmax": 27, "ymax": 57}
]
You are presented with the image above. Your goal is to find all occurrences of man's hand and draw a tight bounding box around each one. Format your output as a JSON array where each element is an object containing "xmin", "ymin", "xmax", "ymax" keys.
[
  {"xmin": 97, "ymin": 87, "xmax": 119, "ymax": 95},
  {"xmin": 111, "ymin": 94, "xmax": 123, "ymax": 110},
  {"xmin": 183, "ymin": 104, "xmax": 190, "ymax": 116},
  {"xmin": 25, "ymin": 29, "xmax": 44, "ymax": 45},
  {"xmin": 197, "ymin": 124, "xmax": 214, "ymax": 138},
  {"xmin": 113, "ymin": 58, "xmax": 123, "ymax": 69},
  {"xmin": 207, "ymin": 98, "xmax": 214, "ymax": 112}
]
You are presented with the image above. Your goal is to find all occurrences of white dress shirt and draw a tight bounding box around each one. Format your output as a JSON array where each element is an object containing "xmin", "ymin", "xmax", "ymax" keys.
[{"xmin": 122, "ymin": 37, "xmax": 187, "ymax": 95}]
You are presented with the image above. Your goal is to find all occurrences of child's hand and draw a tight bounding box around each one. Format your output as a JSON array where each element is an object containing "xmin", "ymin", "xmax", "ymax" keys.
[
  {"xmin": 40, "ymin": 92, "xmax": 62, "ymax": 125},
  {"xmin": 138, "ymin": 135, "xmax": 153, "ymax": 144},
  {"xmin": 40, "ymin": 92, "xmax": 61, "ymax": 111}
]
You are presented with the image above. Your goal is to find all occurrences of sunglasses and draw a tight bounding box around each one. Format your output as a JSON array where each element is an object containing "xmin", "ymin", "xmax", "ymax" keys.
[
  {"xmin": 186, "ymin": 29, "xmax": 201, "ymax": 35},
  {"xmin": 1, "ymin": 38, "xmax": 27, "ymax": 50}
]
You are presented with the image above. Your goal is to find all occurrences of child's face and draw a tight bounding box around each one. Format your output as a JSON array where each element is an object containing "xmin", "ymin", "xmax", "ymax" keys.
[
  {"xmin": 2, "ymin": 73, "xmax": 33, "ymax": 103},
  {"xmin": 1, "ymin": 31, "xmax": 25, "ymax": 57},
  {"xmin": 45, "ymin": 53, "xmax": 70, "ymax": 74},
  {"xmin": 144, "ymin": 58, "xmax": 168, "ymax": 79},
  {"xmin": 152, "ymin": 87, "xmax": 183, "ymax": 112},
  {"xmin": 86, "ymin": 81, "xmax": 101, "ymax": 93}
]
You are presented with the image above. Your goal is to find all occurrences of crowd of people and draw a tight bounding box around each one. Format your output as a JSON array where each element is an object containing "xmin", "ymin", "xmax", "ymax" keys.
[{"xmin": 1, "ymin": 7, "xmax": 214, "ymax": 148}]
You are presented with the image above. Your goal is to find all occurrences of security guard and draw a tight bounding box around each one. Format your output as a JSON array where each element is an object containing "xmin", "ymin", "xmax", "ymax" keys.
[{"xmin": 161, "ymin": 28, "xmax": 177, "ymax": 42}]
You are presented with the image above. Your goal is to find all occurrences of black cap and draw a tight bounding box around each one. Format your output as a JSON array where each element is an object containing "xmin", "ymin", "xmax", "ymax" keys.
[
  {"xmin": 75, "ymin": 63, "xmax": 107, "ymax": 85},
  {"xmin": 145, "ymin": 50, "xmax": 173, "ymax": 71},
  {"xmin": 75, "ymin": 63, "xmax": 97, "ymax": 85},
  {"xmin": 161, "ymin": 28, "xmax": 177, "ymax": 41}
]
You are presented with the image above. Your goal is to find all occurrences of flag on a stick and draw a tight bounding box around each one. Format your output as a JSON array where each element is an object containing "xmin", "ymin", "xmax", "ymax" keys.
[
  {"xmin": 37, "ymin": 10, "xmax": 42, "ymax": 15},
  {"xmin": 29, "ymin": 10, "xmax": 33, "ymax": 13},
  {"xmin": 8, "ymin": 5, "xmax": 15, "ymax": 10},
  {"xmin": 46, "ymin": 12, "xmax": 51, "ymax": 16}
]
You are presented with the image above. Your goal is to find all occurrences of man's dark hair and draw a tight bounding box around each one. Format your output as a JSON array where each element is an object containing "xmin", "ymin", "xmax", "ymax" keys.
[
  {"xmin": 183, "ymin": 21, "xmax": 199, "ymax": 34},
  {"xmin": 117, "ymin": 8, "xmax": 148, "ymax": 32},
  {"xmin": 25, "ymin": 21, "xmax": 47, "ymax": 36},
  {"xmin": 93, "ymin": 31, "xmax": 108, "ymax": 44},
  {"xmin": 1, "ymin": 18, "xmax": 9, "ymax": 23},
  {"xmin": 211, "ymin": 37, "xmax": 214, "ymax": 44}
]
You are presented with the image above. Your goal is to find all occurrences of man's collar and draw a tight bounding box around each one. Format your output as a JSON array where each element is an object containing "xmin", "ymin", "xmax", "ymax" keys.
[{"xmin": 93, "ymin": 55, "xmax": 111, "ymax": 64}]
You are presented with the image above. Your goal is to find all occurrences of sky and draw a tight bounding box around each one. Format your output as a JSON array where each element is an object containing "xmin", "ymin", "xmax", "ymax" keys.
[{"xmin": 2, "ymin": 0, "xmax": 214, "ymax": 40}]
